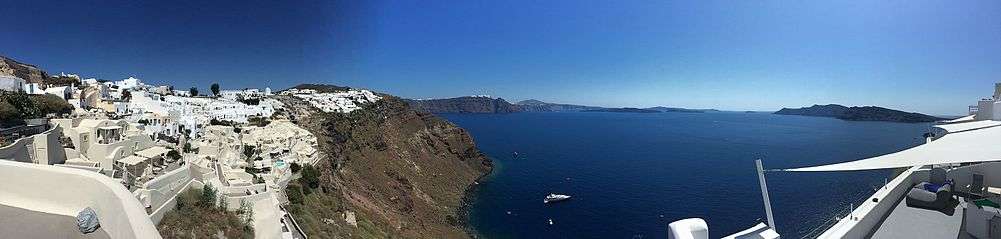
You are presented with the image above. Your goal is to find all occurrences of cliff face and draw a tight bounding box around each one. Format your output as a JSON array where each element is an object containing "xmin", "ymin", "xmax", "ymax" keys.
[
  {"xmin": 775, "ymin": 104, "xmax": 943, "ymax": 123},
  {"xmin": 0, "ymin": 56, "xmax": 48, "ymax": 84},
  {"xmin": 515, "ymin": 99, "xmax": 603, "ymax": 112},
  {"xmin": 278, "ymin": 88, "xmax": 492, "ymax": 238},
  {"xmin": 407, "ymin": 96, "xmax": 520, "ymax": 113}
]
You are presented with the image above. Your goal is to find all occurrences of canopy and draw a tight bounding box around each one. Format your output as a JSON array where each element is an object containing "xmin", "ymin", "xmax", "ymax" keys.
[
  {"xmin": 782, "ymin": 123, "xmax": 1001, "ymax": 172},
  {"xmin": 942, "ymin": 115, "xmax": 976, "ymax": 124},
  {"xmin": 934, "ymin": 120, "xmax": 1001, "ymax": 133}
]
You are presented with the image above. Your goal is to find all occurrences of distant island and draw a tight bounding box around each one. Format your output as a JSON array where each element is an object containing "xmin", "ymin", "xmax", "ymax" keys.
[
  {"xmin": 646, "ymin": 106, "xmax": 716, "ymax": 113},
  {"xmin": 407, "ymin": 97, "xmax": 720, "ymax": 114},
  {"xmin": 582, "ymin": 107, "xmax": 661, "ymax": 113},
  {"xmin": 406, "ymin": 96, "xmax": 520, "ymax": 113},
  {"xmin": 516, "ymin": 99, "xmax": 604, "ymax": 112},
  {"xmin": 775, "ymin": 104, "xmax": 944, "ymax": 123}
]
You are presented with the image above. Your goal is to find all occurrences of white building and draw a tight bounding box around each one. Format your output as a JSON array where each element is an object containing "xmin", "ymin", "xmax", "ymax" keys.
[
  {"xmin": 44, "ymin": 85, "xmax": 73, "ymax": 100},
  {"xmin": 56, "ymin": 72, "xmax": 81, "ymax": 80},
  {"xmin": 973, "ymin": 83, "xmax": 1001, "ymax": 121},
  {"xmin": 23, "ymin": 83, "xmax": 44, "ymax": 94},
  {"xmin": 51, "ymin": 118, "xmax": 156, "ymax": 173},
  {"xmin": 0, "ymin": 75, "xmax": 26, "ymax": 92},
  {"xmin": 115, "ymin": 76, "xmax": 143, "ymax": 90},
  {"xmin": 287, "ymin": 89, "xmax": 381, "ymax": 113}
]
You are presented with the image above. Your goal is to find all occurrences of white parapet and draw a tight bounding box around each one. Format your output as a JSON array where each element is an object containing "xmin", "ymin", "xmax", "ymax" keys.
[
  {"xmin": 668, "ymin": 218, "xmax": 709, "ymax": 239},
  {"xmin": 0, "ymin": 160, "xmax": 161, "ymax": 238}
]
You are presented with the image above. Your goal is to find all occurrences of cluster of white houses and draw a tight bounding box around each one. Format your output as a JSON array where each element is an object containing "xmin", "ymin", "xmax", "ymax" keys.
[{"xmin": 0, "ymin": 74, "xmax": 381, "ymax": 238}]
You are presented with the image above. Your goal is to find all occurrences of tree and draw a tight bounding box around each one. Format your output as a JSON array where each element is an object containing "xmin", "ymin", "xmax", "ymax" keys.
[
  {"xmin": 286, "ymin": 184, "xmax": 304, "ymax": 204},
  {"xmin": 189, "ymin": 87, "xmax": 198, "ymax": 97},
  {"xmin": 28, "ymin": 94, "xmax": 72, "ymax": 117},
  {"xmin": 243, "ymin": 145, "xmax": 256, "ymax": 159},
  {"xmin": 290, "ymin": 162, "xmax": 302, "ymax": 174},
  {"xmin": 210, "ymin": 83, "xmax": 220, "ymax": 97},
  {"xmin": 0, "ymin": 101, "xmax": 21, "ymax": 127},
  {"xmin": 166, "ymin": 149, "xmax": 181, "ymax": 161},
  {"xmin": 301, "ymin": 164, "xmax": 321, "ymax": 189},
  {"xmin": 200, "ymin": 184, "xmax": 217, "ymax": 208},
  {"xmin": 121, "ymin": 90, "xmax": 132, "ymax": 101}
]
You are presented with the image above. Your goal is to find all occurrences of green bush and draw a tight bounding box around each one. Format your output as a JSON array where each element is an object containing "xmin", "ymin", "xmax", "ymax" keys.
[
  {"xmin": 200, "ymin": 184, "xmax": 217, "ymax": 208},
  {"xmin": 0, "ymin": 101, "xmax": 23, "ymax": 127},
  {"xmin": 160, "ymin": 186, "xmax": 254, "ymax": 238},
  {"xmin": 290, "ymin": 162, "xmax": 302, "ymax": 173},
  {"xmin": 166, "ymin": 150, "xmax": 181, "ymax": 160},
  {"xmin": 301, "ymin": 164, "xmax": 321, "ymax": 189},
  {"xmin": 29, "ymin": 94, "xmax": 72, "ymax": 116},
  {"xmin": 286, "ymin": 184, "xmax": 304, "ymax": 204}
]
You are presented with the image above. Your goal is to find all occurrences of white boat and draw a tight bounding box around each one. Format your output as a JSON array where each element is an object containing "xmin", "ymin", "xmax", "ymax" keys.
[{"xmin": 544, "ymin": 194, "xmax": 571, "ymax": 203}]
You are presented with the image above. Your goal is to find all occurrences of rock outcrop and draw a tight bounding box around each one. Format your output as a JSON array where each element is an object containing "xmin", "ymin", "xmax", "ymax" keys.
[{"xmin": 0, "ymin": 56, "xmax": 48, "ymax": 84}]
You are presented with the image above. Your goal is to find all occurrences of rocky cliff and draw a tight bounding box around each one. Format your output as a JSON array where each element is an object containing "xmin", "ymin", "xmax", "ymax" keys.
[
  {"xmin": 775, "ymin": 104, "xmax": 943, "ymax": 123},
  {"xmin": 0, "ymin": 56, "xmax": 48, "ymax": 84},
  {"xmin": 277, "ymin": 85, "xmax": 493, "ymax": 238},
  {"xmin": 406, "ymin": 96, "xmax": 520, "ymax": 113}
]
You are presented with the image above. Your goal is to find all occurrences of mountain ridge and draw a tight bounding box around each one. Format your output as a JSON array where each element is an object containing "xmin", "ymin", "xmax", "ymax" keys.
[{"xmin": 406, "ymin": 96, "xmax": 521, "ymax": 113}]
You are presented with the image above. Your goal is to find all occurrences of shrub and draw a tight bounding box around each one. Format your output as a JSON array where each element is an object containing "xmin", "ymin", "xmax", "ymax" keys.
[
  {"xmin": 301, "ymin": 164, "xmax": 321, "ymax": 189},
  {"xmin": 242, "ymin": 145, "xmax": 256, "ymax": 158},
  {"xmin": 286, "ymin": 184, "xmax": 304, "ymax": 205},
  {"xmin": 29, "ymin": 94, "xmax": 72, "ymax": 116},
  {"xmin": 0, "ymin": 101, "xmax": 22, "ymax": 127},
  {"xmin": 166, "ymin": 150, "xmax": 181, "ymax": 160},
  {"xmin": 200, "ymin": 184, "xmax": 217, "ymax": 208},
  {"xmin": 248, "ymin": 116, "xmax": 270, "ymax": 127},
  {"xmin": 159, "ymin": 187, "xmax": 254, "ymax": 238}
]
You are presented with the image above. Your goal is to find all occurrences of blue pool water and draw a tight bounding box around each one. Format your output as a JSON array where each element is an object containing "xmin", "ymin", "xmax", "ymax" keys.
[{"xmin": 443, "ymin": 112, "xmax": 932, "ymax": 239}]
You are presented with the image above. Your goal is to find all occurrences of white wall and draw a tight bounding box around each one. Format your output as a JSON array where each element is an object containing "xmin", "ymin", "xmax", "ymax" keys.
[
  {"xmin": 0, "ymin": 160, "xmax": 161, "ymax": 239},
  {"xmin": 0, "ymin": 124, "xmax": 67, "ymax": 165},
  {"xmin": 143, "ymin": 165, "xmax": 196, "ymax": 224}
]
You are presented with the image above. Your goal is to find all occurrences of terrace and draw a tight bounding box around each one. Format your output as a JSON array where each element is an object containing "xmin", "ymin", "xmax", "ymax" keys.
[
  {"xmin": 805, "ymin": 122, "xmax": 1001, "ymax": 239},
  {"xmin": 0, "ymin": 160, "xmax": 160, "ymax": 239}
]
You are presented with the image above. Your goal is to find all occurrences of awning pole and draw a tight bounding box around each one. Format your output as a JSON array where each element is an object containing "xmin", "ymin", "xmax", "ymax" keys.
[{"xmin": 756, "ymin": 159, "xmax": 776, "ymax": 231}]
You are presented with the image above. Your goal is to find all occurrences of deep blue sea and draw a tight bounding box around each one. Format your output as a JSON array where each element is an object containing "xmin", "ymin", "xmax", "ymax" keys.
[{"xmin": 443, "ymin": 112, "xmax": 933, "ymax": 239}]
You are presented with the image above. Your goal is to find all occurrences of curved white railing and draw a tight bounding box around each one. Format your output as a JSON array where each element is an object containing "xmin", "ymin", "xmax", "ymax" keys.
[{"xmin": 0, "ymin": 160, "xmax": 161, "ymax": 238}]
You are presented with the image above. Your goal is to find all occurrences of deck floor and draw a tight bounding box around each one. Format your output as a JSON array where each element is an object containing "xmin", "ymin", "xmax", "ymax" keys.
[
  {"xmin": 871, "ymin": 196, "xmax": 970, "ymax": 239},
  {"xmin": 0, "ymin": 204, "xmax": 110, "ymax": 239}
]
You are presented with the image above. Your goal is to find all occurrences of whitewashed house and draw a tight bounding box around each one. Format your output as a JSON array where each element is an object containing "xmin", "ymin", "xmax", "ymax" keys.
[{"xmin": 0, "ymin": 75, "xmax": 26, "ymax": 91}]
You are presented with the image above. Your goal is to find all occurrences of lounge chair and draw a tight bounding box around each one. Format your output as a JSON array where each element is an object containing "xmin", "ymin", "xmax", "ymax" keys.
[{"xmin": 906, "ymin": 167, "xmax": 953, "ymax": 210}]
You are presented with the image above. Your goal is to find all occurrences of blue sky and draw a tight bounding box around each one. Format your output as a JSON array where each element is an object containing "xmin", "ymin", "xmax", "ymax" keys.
[{"xmin": 2, "ymin": 1, "xmax": 999, "ymax": 115}]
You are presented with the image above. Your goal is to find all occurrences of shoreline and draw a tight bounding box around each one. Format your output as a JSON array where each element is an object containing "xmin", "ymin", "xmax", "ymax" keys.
[{"xmin": 458, "ymin": 152, "xmax": 502, "ymax": 238}]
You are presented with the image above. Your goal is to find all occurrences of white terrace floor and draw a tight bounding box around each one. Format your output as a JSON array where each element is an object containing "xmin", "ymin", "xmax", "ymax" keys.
[
  {"xmin": 0, "ymin": 204, "xmax": 110, "ymax": 239},
  {"xmin": 871, "ymin": 196, "xmax": 973, "ymax": 239}
]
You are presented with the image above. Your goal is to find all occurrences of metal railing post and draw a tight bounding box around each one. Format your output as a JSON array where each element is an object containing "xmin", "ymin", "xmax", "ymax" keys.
[{"xmin": 756, "ymin": 159, "xmax": 776, "ymax": 231}]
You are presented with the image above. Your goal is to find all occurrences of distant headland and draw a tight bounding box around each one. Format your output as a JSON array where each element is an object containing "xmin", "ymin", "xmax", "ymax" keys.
[
  {"xmin": 406, "ymin": 97, "xmax": 716, "ymax": 114},
  {"xmin": 774, "ymin": 104, "xmax": 944, "ymax": 123}
]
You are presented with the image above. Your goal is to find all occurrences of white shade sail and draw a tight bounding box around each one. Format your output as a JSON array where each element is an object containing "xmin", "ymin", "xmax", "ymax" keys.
[
  {"xmin": 782, "ymin": 122, "xmax": 1001, "ymax": 172},
  {"xmin": 934, "ymin": 120, "xmax": 1001, "ymax": 133}
]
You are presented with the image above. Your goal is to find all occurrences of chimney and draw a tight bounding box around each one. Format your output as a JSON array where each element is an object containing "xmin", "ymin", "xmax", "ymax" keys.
[{"xmin": 994, "ymin": 82, "xmax": 1000, "ymax": 101}]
